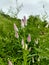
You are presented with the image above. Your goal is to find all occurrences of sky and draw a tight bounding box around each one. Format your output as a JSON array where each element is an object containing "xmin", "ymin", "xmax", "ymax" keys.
[{"xmin": 0, "ymin": 0, "xmax": 49, "ymax": 20}]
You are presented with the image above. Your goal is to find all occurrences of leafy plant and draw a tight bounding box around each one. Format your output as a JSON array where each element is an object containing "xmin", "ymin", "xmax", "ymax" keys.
[{"xmin": 0, "ymin": 13, "xmax": 49, "ymax": 65}]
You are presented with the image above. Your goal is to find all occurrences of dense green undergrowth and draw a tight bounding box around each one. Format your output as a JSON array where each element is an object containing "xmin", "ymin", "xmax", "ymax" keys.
[{"xmin": 0, "ymin": 13, "xmax": 49, "ymax": 65}]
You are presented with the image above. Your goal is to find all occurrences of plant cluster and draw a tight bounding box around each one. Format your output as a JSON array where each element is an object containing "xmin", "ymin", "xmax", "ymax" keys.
[{"xmin": 0, "ymin": 14, "xmax": 49, "ymax": 65}]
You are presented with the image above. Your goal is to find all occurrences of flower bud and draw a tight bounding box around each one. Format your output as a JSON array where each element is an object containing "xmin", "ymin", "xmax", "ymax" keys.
[
  {"xmin": 38, "ymin": 57, "xmax": 40, "ymax": 61},
  {"xmin": 14, "ymin": 23, "xmax": 18, "ymax": 32},
  {"xmin": 27, "ymin": 34, "xmax": 31, "ymax": 42},
  {"xmin": 21, "ymin": 39, "xmax": 24, "ymax": 49},
  {"xmin": 29, "ymin": 47, "xmax": 31, "ymax": 51},
  {"xmin": 15, "ymin": 32, "xmax": 19, "ymax": 38},
  {"xmin": 32, "ymin": 57, "xmax": 34, "ymax": 63},
  {"xmin": 8, "ymin": 60, "xmax": 13, "ymax": 65},
  {"xmin": 38, "ymin": 56, "xmax": 40, "ymax": 61},
  {"xmin": 21, "ymin": 19, "xmax": 25, "ymax": 28},
  {"xmin": 35, "ymin": 38, "xmax": 38, "ymax": 44},
  {"xmin": 23, "ymin": 16, "xmax": 27, "ymax": 26}
]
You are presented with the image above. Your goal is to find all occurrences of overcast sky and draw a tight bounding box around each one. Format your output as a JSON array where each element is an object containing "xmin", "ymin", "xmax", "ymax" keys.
[{"xmin": 0, "ymin": 0, "xmax": 49, "ymax": 19}]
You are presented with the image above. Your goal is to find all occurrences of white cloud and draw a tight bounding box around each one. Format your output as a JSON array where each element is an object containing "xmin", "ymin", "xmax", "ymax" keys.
[{"xmin": 0, "ymin": 0, "xmax": 49, "ymax": 19}]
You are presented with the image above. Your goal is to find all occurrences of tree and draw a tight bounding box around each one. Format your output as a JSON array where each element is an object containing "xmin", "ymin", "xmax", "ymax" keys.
[{"xmin": 8, "ymin": 0, "xmax": 23, "ymax": 18}]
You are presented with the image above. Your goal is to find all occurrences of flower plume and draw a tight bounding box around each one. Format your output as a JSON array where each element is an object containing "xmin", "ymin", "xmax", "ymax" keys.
[
  {"xmin": 21, "ymin": 39, "xmax": 24, "ymax": 49},
  {"xmin": 27, "ymin": 34, "xmax": 31, "ymax": 42},
  {"xmin": 14, "ymin": 23, "xmax": 18, "ymax": 32},
  {"xmin": 15, "ymin": 32, "xmax": 19, "ymax": 38},
  {"xmin": 8, "ymin": 60, "xmax": 13, "ymax": 65},
  {"xmin": 24, "ymin": 16, "xmax": 27, "ymax": 26},
  {"xmin": 21, "ymin": 19, "xmax": 25, "ymax": 28}
]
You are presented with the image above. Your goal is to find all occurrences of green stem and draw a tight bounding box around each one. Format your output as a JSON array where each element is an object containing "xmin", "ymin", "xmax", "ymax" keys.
[{"xmin": 23, "ymin": 50, "xmax": 27, "ymax": 65}]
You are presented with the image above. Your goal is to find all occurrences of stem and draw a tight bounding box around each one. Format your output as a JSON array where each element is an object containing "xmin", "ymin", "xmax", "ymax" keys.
[
  {"xmin": 23, "ymin": 50, "xmax": 27, "ymax": 65},
  {"xmin": 22, "ymin": 28, "xmax": 28, "ymax": 65}
]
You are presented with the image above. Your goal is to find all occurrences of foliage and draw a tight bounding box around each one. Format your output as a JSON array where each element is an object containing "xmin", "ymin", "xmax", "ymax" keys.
[{"xmin": 0, "ymin": 13, "xmax": 49, "ymax": 65}]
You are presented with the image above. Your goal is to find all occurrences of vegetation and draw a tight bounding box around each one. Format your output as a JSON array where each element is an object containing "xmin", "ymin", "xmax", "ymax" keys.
[{"xmin": 0, "ymin": 13, "xmax": 49, "ymax": 65}]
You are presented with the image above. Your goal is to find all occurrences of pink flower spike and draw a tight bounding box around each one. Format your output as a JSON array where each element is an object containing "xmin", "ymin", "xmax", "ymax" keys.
[
  {"xmin": 21, "ymin": 39, "xmax": 24, "ymax": 49},
  {"xmin": 24, "ymin": 16, "xmax": 27, "ymax": 26},
  {"xmin": 27, "ymin": 34, "xmax": 31, "ymax": 42},
  {"xmin": 15, "ymin": 32, "xmax": 19, "ymax": 38},
  {"xmin": 21, "ymin": 19, "xmax": 25, "ymax": 28},
  {"xmin": 14, "ymin": 23, "xmax": 18, "ymax": 32},
  {"xmin": 8, "ymin": 60, "xmax": 13, "ymax": 65}
]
